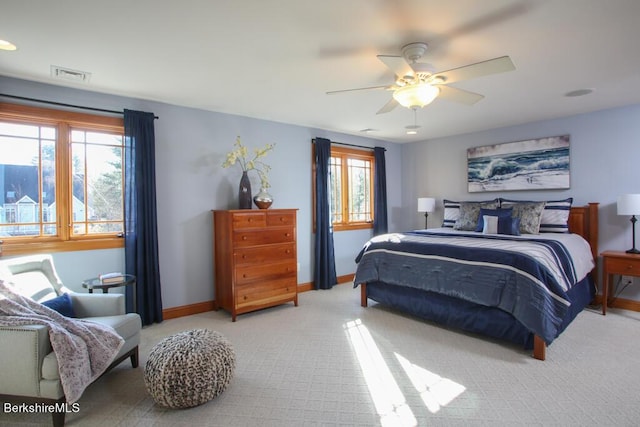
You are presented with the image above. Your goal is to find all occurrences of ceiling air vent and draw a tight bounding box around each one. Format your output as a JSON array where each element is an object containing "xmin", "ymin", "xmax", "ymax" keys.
[{"xmin": 51, "ymin": 65, "xmax": 91, "ymax": 84}]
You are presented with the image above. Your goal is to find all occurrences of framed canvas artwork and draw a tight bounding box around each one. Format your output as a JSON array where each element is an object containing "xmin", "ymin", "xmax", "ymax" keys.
[{"xmin": 467, "ymin": 135, "xmax": 570, "ymax": 192}]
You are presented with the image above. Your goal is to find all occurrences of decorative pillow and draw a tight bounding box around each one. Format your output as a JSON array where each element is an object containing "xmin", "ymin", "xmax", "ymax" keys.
[
  {"xmin": 501, "ymin": 198, "xmax": 572, "ymax": 233},
  {"xmin": 500, "ymin": 201, "xmax": 546, "ymax": 234},
  {"xmin": 455, "ymin": 201, "xmax": 502, "ymax": 231},
  {"xmin": 498, "ymin": 217, "xmax": 521, "ymax": 236},
  {"xmin": 442, "ymin": 199, "xmax": 499, "ymax": 228},
  {"xmin": 481, "ymin": 215, "xmax": 521, "ymax": 235},
  {"xmin": 482, "ymin": 215, "xmax": 499, "ymax": 234},
  {"xmin": 41, "ymin": 293, "xmax": 76, "ymax": 318},
  {"xmin": 475, "ymin": 208, "xmax": 513, "ymax": 232},
  {"xmin": 539, "ymin": 198, "xmax": 573, "ymax": 233}
]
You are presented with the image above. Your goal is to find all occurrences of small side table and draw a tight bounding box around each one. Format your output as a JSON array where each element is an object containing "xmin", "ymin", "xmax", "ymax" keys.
[
  {"xmin": 82, "ymin": 274, "xmax": 136, "ymax": 312},
  {"xmin": 600, "ymin": 251, "xmax": 640, "ymax": 315}
]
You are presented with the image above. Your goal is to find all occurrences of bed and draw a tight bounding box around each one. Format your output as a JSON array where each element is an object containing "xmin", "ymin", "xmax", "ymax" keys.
[{"xmin": 354, "ymin": 201, "xmax": 599, "ymax": 360}]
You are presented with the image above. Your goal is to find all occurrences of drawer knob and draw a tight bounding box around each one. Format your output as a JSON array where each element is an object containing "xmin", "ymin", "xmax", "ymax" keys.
[
  {"xmin": 285, "ymin": 233, "xmax": 291, "ymax": 237},
  {"xmin": 242, "ymin": 236, "xmax": 248, "ymax": 240},
  {"xmin": 242, "ymin": 255, "xmax": 247, "ymax": 259},
  {"xmin": 285, "ymin": 249, "xmax": 291, "ymax": 254},
  {"xmin": 243, "ymin": 274, "xmax": 248, "ymax": 278},
  {"xmin": 627, "ymin": 265, "xmax": 634, "ymax": 270},
  {"xmin": 280, "ymin": 217, "xmax": 285, "ymax": 222},
  {"xmin": 244, "ymin": 295, "xmax": 247, "ymax": 300}
]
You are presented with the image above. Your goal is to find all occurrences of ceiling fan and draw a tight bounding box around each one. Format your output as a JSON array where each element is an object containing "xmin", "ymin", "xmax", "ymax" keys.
[{"xmin": 327, "ymin": 42, "xmax": 516, "ymax": 114}]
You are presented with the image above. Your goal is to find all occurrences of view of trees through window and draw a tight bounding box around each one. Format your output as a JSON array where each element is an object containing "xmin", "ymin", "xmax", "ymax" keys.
[{"xmin": 71, "ymin": 129, "xmax": 124, "ymax": 235}]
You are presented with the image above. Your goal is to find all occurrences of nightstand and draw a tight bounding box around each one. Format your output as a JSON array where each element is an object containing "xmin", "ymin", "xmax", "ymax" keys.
[{"xmin": 600, "ymin": 251, "xmax": 640, "ymax": 315}]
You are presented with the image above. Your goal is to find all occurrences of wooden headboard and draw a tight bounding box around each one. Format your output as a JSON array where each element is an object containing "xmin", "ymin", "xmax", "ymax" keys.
[{"xmin": 568, "ymin": 203, "xmax": 599, "ymax": 263}]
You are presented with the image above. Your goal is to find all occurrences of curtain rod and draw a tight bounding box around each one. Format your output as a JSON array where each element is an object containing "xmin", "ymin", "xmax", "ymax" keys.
[
  {"xmin": 312, "ymin": 138, "xmax": 386, "ymax": 152},
  {"xmin": 0, "ymin": 93, "xmax": 159, "ymax": 119}
]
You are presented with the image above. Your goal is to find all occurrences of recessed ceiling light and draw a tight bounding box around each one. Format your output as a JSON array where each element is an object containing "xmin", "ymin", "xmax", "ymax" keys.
[
  {"xmin": 360, "ymin": 128, "xmax": 378, "ymax": 133},
  {"xmin": 0, "ymin": 39, "xmax": 17, "ymax": 51},
  {"xmin": 564, "ymin": 88, "xmax": 593, "ymax": 97}
]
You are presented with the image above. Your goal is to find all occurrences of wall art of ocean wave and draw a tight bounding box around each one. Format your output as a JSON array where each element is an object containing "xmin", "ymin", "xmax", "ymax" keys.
[{"xmin": 467, "ymin": 146, "xmax": 570, "ymax": 192}]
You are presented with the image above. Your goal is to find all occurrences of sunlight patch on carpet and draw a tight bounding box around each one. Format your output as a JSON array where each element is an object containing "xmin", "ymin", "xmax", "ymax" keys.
[
  {"xmin": 345, "ymin": 319, "xmax": 417, "ymax": 427},
  {"xmin": 394, "ymin": 352, "xmax": 466, "ymax": 413}
]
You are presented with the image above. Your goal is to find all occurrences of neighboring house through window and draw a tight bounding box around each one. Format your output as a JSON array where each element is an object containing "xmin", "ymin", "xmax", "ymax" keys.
[{"xmin": 0, "ymin": 102, "xmax": 125, "ymax": 255}]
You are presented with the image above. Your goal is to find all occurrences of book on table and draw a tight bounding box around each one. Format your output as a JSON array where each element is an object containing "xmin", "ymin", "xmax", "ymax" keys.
[{"xmin": 99, "ymin": 272, "xmax": 125, "ymax": 284}]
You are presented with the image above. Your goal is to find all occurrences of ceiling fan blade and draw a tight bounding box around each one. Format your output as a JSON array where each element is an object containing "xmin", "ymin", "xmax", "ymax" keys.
[
  {"xmin": 377, "ymin": 55, "xmax": 413, "ymax": 79},
  {"xmin": 376, "ymin": 98, "xmax": 399, "ymax": 114},
  {"xmin": 326, "ymin": 85, "xmax": 390, "ymax": 95},
  {"xmin": 434, "ymin": 56, "xmax": 515, "ymax": 84},
  {"xmin": 443, "ymin": 2, "xmax": 532, "ymax": 40},
  {"xmin": 437, "ymin": 85, "xmax": 484, "ymax": 105}
]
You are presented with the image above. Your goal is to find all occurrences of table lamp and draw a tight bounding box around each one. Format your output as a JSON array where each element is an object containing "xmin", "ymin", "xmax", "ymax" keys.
[
  {"xmin": 617, "ymin": 194, "xmax": 640, "ymax": 254},
  {"xmin": 417, "ymin": 197, "xmax": 436, "ymax": 229}
]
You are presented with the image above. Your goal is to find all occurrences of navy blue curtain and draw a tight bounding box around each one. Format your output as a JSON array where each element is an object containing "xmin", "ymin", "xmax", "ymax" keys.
[
  {"xmin": 124, "ymin": 109, "xmax": 163, "ymax": 325},
  {"xmin": 313, "ymin": 138, "xmax": 337, "ymax": 290},
  {"xmin": 373, "ymin": 147, "xmax": 388, "ymax": 235}
]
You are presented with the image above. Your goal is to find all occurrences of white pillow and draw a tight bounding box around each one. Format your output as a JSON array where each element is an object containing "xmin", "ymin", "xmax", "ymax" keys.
[{"xmin": 482, "ymin": 215, "xmax": 499, "ymax": 234}]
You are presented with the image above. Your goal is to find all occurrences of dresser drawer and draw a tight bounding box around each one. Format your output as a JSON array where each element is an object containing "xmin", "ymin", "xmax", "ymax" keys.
[
  {"xmin": 267, "ymin": 211, "xmax": 296, "ymax": 227},
  {"xmin": 232, "ymin": 212, "xmax": 266, "ymax": 229},
  {"xmin": 233, "ymin": 228, "xmax": 295, "ymax": 247},
  {"xmin": 234, "ymin": 243, "xmax": 295, "ymax": 265},
  {"xmin": 235, "ymin": 260, "xmax": 296, "ymax": 284},
  {"xmin": 604, "ymin": 257, "xmax": 640, "ymax": 275},
  {"xmin": 235, "ymin": 277, "xmax": 297, "ymax": 310}
]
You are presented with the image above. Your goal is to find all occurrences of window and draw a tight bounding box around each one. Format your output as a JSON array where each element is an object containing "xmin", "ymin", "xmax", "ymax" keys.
[
  {"xmin": 0, "ymin": 103, "xmax": 125, "ymax": 255},
  {"xmin": 314, "ymin": 144, "xmax": 375, "ymax": 231}
]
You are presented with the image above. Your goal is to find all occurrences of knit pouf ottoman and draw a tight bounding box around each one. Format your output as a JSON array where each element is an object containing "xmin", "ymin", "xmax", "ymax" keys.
[{"xmin": 144, "ymin": 329, "xmax": 236, "ymax": 409}]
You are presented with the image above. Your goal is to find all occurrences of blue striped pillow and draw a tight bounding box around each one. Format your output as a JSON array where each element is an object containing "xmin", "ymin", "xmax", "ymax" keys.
[{"xmin": 500, "ymin": 198, "xmax": 573, "ymax": 233}]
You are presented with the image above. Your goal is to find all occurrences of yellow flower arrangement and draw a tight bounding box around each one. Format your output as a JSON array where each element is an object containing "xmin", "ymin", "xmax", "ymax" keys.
[{"xmin": 222, "ymin": 136, "xmax": 275, "ymax": 188}]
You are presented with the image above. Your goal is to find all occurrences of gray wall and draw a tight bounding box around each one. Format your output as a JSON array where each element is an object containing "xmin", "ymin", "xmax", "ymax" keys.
[
  {"xmin": 401, "ymin": 103, "xmax": 640, "ymax": 301},
  {"xmin": 4, "ymin": 74, "xmax": 640, "ymax": 305},
  {"xmin": 1, "ymin": 76, "xmax": 403, "ymax": 307}
]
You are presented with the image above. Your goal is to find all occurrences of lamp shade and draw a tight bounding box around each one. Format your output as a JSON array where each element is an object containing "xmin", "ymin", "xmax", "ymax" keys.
[
  {"xmin": 417, "ymin": 197, "xmax": 436, "ymax": 213},
  {"xmin": 393, "ymin": 84, "xmax": 440, "ymax": 109},
  {"xmin": 617, "ymin": 194, "xmax": 640, "ymax": 215}
]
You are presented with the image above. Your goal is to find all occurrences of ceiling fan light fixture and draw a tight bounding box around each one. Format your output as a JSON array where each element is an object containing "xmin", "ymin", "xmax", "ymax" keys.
[{"xmin": 392, "ymin": 83, "xmax": 439, "ymax": 109}]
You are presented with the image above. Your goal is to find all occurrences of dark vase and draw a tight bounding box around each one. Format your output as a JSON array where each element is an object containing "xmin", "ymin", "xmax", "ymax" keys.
[{"xmin": 238, "ymin": 171, "xmax": 252, "ymax": 209}]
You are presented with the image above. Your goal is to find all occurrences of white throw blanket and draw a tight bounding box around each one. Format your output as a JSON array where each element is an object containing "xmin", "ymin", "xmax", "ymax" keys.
[{"xmin": 0, "ymin": 280, "xmax": 124, "ymax": 403}]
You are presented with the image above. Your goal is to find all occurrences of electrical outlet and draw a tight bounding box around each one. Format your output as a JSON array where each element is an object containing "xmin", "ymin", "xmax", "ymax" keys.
[{"xmin": 621, "ymin": 275, "xmax": 635, "ymax": 285}]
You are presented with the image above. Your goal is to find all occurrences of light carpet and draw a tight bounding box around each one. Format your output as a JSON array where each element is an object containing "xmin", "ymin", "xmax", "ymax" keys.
[{"xmin": 2, "ymin": 283, "xmax": 639, "ymax": 426}]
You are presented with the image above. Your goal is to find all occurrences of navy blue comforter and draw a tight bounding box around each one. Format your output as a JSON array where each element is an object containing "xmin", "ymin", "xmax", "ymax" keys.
[{"xmin": 354, "ymin": 231, "xmax": 592, "ymax": 344}]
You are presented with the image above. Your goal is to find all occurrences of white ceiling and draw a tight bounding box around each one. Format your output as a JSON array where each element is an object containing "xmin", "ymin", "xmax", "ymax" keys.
[{"xmin": 2, "ymin": 0, "xmax": 640, "ymax": 143}]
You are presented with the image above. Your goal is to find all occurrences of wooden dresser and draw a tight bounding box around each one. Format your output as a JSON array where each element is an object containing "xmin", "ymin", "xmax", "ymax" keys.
[{"xmin": 212, "ymin": 209, "xmax": 298, "ymax": 321}]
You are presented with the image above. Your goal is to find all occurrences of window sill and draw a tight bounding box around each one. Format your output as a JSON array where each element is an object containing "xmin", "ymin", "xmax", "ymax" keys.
[
  {"xmin": 333, "ymin": 223, "xmax": 373, "ymax": 232},
  {"xmin": 1, "ymin": 238, "xmax": 124, "ymax": 257}
]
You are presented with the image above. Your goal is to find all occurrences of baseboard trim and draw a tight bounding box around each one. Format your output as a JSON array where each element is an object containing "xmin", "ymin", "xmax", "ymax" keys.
[
  {"xmin": 162, "ymin": 274, "xmax": 356, "ymax": 319},
  {"xmin": 297, "ymin": 273, "xmax": 355, "ymax": 292},
  {"xmin": 162, "ymin": 280, "xmax": 640, "ymax": 320},
  {"xmin": 163, "ymin": 300, "xmax": 216, "ymax": 320}
]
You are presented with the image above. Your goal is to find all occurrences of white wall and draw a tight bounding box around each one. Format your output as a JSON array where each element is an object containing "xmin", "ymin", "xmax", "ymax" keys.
[
  {"xmin": 401, "ymin": 103, "xmax": 640, "ymax": 301},
  {"xmin": 1, "ymin": 76, "xmax": 403, "ymax": 308}
]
